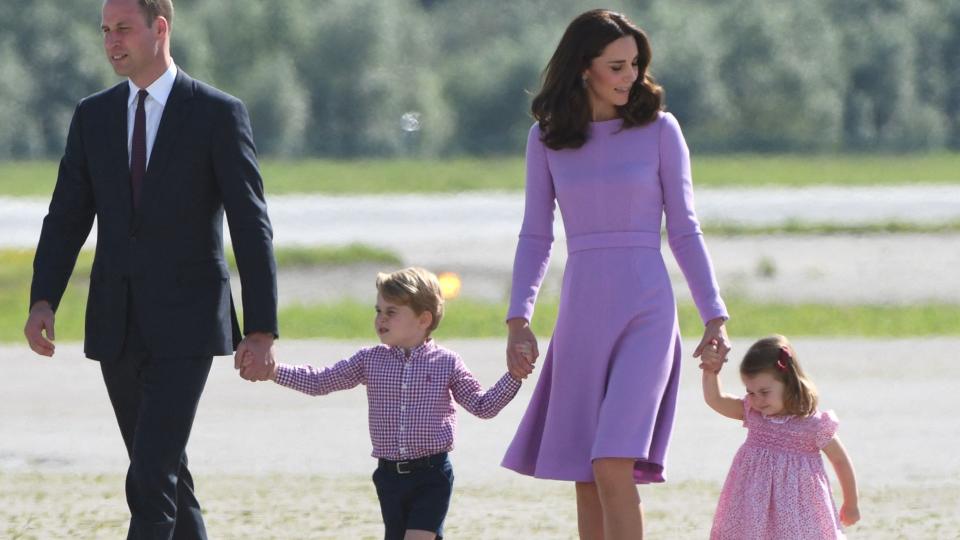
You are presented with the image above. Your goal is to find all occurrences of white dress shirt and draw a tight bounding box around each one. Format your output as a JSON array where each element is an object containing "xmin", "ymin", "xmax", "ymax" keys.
[{"xmin": 126, "ymin": 62, "xmax": 178, "ymax": 168}]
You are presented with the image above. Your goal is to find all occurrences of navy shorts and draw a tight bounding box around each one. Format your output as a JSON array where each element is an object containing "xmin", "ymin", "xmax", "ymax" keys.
[{"xmin": 372, "ymin": 453, "xmax": 454, "ymax": 540}]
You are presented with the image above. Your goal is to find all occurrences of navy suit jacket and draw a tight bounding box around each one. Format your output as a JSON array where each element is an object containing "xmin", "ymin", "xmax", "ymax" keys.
[{"xmin": 31, "ymin": 70, "xmax": 278, "ymax": 361}]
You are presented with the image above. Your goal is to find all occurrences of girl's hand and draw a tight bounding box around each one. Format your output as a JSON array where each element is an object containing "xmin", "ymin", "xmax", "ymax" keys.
[
  {"xmin": 506, "ymin": 318, "xmax": 538, "ymax": 380},
  {"xmin": 699, "ymin": 339, "xmax": 724, "ymax": 373},
  {"xmin": 840, "ymin": 502, "xmax": 860, "ymax": 526},
  {"xmin": 693, "ymin": 317, "xmax": 731, "ymax": 367}
]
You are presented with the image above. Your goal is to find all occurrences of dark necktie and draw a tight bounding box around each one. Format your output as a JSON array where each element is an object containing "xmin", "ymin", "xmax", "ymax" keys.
[{"xmin": 130, "ymin": 89, "xmax": 148, "ymax": 209}]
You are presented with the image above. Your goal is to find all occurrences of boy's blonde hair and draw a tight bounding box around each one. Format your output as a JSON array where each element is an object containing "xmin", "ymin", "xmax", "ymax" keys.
[
  {"xmin": 740, "ymin": 334, "xmax": 819, "ymax": 417},
  {"xmin": 375, "ymin": 267, "xmax": 445, "ymax": 333}
]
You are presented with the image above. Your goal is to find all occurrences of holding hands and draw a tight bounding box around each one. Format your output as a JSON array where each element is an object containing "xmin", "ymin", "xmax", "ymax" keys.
[
  {"xmin": 506, "ymin": 318, "xmax": 538, "ymax": 381},
  {"xmin": 695, "ymin": 317, "xmax": 730, "ymax": 374},
  {"xmin": 699, "ymin": 339, "xmax": 726, "ymax": 374},
  {"xmin": 235, "ymin": 331, "xmax": 277, "ymax": 381}
]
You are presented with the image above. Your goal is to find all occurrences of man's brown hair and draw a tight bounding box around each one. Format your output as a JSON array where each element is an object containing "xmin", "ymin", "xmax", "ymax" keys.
[{"xmin": 138, "ymin": 0, "xmax": 174, "ymax": 27}]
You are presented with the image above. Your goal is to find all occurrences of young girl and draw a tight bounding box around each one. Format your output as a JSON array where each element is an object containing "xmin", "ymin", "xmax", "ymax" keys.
[{"xmin": 700, "ymin": 335, "xmax": 860, "ymax": 540}]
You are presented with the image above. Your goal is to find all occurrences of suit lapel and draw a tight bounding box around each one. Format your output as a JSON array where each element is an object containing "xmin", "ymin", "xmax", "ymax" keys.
[{"xmin": 133, "ymin": 70, "xmax": 195, "ymax": 230}]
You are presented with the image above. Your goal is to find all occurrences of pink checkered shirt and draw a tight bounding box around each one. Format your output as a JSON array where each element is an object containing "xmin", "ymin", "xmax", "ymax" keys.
[{"xmin": 274, "ymin": 339, "xmax": 522, "ymax": 461}]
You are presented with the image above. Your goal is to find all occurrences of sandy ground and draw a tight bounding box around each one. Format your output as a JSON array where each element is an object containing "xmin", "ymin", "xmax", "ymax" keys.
[{"xmin": 2, "ymin": 338, "xmax": 959, "ymax": 538}]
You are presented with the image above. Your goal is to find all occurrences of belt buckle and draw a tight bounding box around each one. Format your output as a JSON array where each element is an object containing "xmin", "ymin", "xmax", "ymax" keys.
[{"xmin": 395, "ymin": 461, "xmax": 411, "ymax": 475}]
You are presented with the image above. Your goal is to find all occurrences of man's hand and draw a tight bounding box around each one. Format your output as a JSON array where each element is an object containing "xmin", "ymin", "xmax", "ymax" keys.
[
  {"xmin": 235, "ymin": 331, "xmax": 276, "ymax": 381},
  {"xmin": 24, "ymin": 301, "xmax": 56, "ymax": 357}
]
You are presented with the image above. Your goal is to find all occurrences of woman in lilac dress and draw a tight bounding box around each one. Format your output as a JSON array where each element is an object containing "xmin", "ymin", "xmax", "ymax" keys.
[{"xmin": 501, "ymin": 10, "xmax": 731, "ymax": 538}]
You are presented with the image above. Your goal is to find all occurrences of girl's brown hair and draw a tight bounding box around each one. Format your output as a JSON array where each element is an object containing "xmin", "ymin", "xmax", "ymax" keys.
[
  {"xmin": 532, "ymin": 9, "xmax": 663, "ymax": 150},
  {"xmin": 740, "ymin": 335, "xmax": 819, "ymax": 417}
]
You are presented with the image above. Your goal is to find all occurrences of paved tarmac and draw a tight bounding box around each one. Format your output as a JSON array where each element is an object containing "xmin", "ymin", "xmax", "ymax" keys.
[{"xmin": 3, "ymin": 338, "xmax": 958, "ymax": 490}]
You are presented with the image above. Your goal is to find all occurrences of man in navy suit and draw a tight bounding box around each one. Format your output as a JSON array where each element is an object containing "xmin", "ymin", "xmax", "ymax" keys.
[{"xmin": 24, "ymin": 1, "xmax": 278, "ymax": 537}]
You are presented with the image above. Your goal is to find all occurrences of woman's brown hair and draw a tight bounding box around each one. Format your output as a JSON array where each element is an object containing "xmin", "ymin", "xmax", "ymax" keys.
[
  {"xmin": 740, "ymin": 335, "xmax": 819, "ymax": 417},
  {"xmin": 532, "ymin": 9, "xmax": 663, "ymax": 150}
]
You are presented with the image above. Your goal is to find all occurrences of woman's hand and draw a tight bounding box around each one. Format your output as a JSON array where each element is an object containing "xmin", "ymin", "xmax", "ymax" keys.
[
  {"xmin": 506, "ymin": 318, "xmax": 539, "ymax": 380},
  {"xmin": 693, "ymin": 317, "xmax": 731, "ymax": 369},
  {"xmin": 699, "ymin": 339, "xmax": 725, "ymax": 374}
]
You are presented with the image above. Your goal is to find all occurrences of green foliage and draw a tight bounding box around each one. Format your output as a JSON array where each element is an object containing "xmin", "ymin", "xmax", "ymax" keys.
[{"xmin": 0, "ymin": 0, "xmax": 959, "ymax": 156}]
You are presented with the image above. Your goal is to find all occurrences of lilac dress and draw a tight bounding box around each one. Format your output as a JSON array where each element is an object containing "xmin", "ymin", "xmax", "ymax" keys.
[
  {"xmin": 501, "ymin": 113, "xmax": 727, "ymax": 483},
  {"xmin": 711, "ymin": 399, "xmax": 844, "ymax": 539}
]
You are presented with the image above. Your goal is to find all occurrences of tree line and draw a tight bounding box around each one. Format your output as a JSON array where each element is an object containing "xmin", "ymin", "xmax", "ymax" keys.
[{"xmin": 1, "ymin": 0, "xmax": 958, "ymax": 159}]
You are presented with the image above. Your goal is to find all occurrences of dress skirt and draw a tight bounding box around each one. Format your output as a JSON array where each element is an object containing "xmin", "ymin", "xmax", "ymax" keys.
[{"xmin": 502, "ymin": 238, "xmax": 682, "ymax": 484}]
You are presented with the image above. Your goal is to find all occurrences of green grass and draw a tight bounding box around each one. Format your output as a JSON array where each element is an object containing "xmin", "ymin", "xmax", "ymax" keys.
[
  {"xmin": 261, "ymin": 158, "xmax": 525, "ymax": 194},
  {"xmin": 5, "ymin": 239, "xmax": 958, "ymax": 342},
  {"xmin": 229, "ymin": 243, "xmax": 401, "ymax": 270},
  {"xmin": 279, "ymin": 298, "xmax": 960, "ymax": 341},
  {"xmin": 705, "ymin": 219, "xmax": 960, "ymax": 236},
  {"xmin": 0, "ymin": 244, "xmax": 401, "ymax": 343},
  {"xmin": 7, "ymin": 293, "xmax": 958, "ymax": 343},
  {"xmin": 3, "ymin": 153, "xmax": 960, "ymax": 196},
  {"xmin": 690, "ymin": 153, "xmax": 960, "ymax": 187}
]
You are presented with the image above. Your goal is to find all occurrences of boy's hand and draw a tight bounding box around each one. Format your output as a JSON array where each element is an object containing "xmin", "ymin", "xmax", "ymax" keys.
[
  {"xmin": 239, "ymin": 350, "xmax": 277, "ymax": 380},
  {"xmin": 698, "ymin": 339, "xmax": 726, "ymax": 373},
  {"xmin": 508, "ymin": 342, "xmax": 534, "ymax": 380},
  {"xmin": 840, "ymin": 502, "xmax": 860, "ymax": 526}
]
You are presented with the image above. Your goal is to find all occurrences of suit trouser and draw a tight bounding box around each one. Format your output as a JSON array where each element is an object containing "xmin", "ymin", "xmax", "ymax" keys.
[{"xmin": 100, "ymin": 306, "xmax": 212, "ymax": 540}]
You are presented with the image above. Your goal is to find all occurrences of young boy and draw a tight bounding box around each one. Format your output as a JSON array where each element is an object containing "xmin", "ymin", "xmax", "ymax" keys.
[{"xmin": 253, "ymin": 267, "xmax": 523, "ymax": 540}]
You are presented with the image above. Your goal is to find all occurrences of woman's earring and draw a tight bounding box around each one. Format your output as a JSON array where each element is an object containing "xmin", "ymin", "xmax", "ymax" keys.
[{"xmin": 581, "ymin": 76, "xmax": 588, "ymax": 88}]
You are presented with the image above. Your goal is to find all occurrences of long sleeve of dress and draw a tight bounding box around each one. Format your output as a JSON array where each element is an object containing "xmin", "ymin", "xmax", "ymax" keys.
[
  {"xmin": 659, "ymin": 113, "xmax": 728, "ymax": 324},
  {"xmin": 507, "ymin": 124, "xmax": 556, "ymax": 322}
]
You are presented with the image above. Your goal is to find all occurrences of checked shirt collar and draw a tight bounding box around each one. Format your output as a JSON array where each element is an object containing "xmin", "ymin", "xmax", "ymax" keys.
[{"xmin": 388, "ymin": 338, "xmax": 437, "ymax": 361}]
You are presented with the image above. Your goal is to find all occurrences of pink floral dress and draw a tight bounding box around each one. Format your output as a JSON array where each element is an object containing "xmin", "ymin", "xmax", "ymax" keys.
[{"xmin": 711, "ymin": 397, "xmax": 845, "ymax": 539}]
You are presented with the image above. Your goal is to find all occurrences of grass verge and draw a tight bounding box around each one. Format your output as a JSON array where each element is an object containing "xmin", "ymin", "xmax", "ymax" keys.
[
  {"xmin": 705, "ymin": 220, "xmax": 960, "ymax": 236},
  {"xmin": 0, "ymin": 245, "xmax": 401, "ymax": 343},
  {"xmin": 280, "ymin": 298, "xmax": 960, "ymax": 341},
  {"xmin": 5, "ymin": 294, "xmax": 958, "ymax": 343},
  {"xmin": 3, "ymin": 153, "xmax": 960, "ymax": 196}
]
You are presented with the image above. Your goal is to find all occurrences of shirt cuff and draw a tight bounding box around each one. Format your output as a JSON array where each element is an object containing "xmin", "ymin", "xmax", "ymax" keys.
[{"xmin": 274, "ymin": 363, "xmax": 296, "ymax": 386}]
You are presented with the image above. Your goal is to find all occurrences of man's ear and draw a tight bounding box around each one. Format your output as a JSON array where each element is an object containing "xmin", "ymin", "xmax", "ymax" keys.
[{"xmin": 155, "ymin": 16, "xmax": 169, "ymax": 38}]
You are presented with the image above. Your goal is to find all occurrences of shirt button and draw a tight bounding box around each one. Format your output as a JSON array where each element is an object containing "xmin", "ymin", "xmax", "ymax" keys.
[
  {"xmin": 399, "ymin": 426, "xmax": 404, "ymax": 432},
  {"xmin": 402, "ymin": 383, "xmax": 407, "ymax": 389},
  {"xmin": 400, "ymin": 405, "xmax": 406, "ymax": 411}
]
